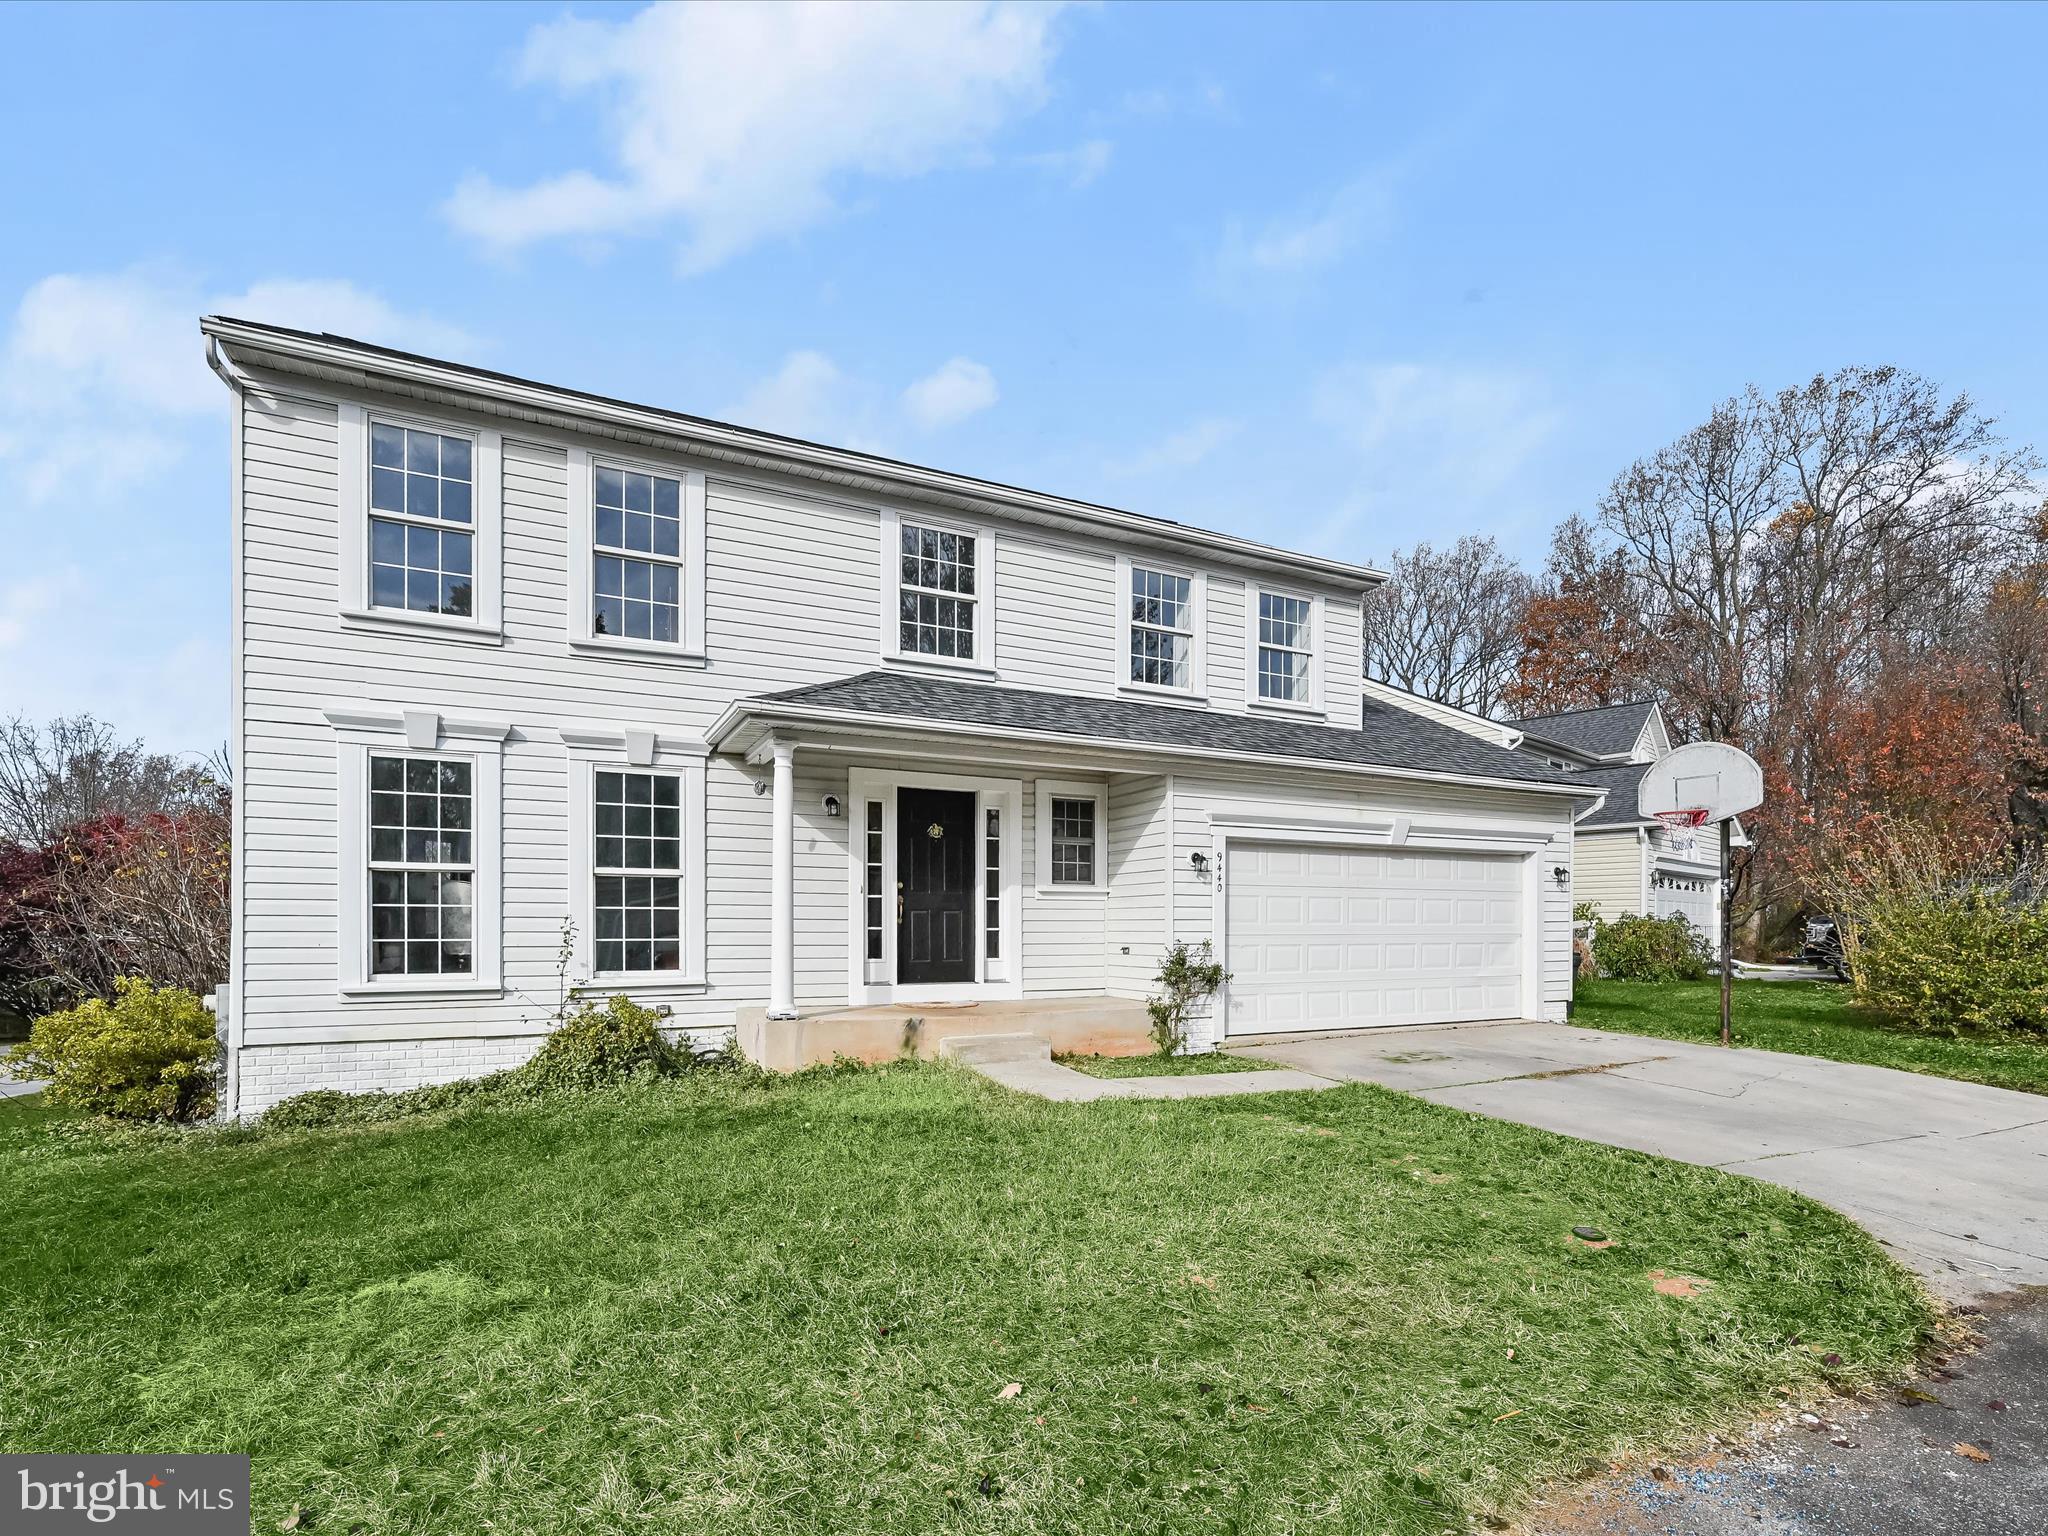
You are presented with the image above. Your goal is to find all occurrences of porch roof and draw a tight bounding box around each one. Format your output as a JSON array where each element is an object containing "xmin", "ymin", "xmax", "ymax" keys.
[{"xmin": 712, "ymin": 671, "xmax": 1601, "ymax": 799}]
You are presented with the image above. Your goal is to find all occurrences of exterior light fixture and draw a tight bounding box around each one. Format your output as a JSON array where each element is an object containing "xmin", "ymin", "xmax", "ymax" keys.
[
  {"xmin": 1190, "ymin": 851, "xmax": 1210, "ymax": 876},
  {"xmin": 822, "ymin": 794, "xmax": 842, "ymax": 818},
  {"xmin": 1552, "ymin": 865, "xmax": 1570, "ymax": 889}
]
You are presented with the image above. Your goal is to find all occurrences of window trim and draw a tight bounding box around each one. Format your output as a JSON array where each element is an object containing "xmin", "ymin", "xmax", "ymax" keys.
[
  {"xmin": 878, "ymin": 505, "xmax": 997, "ymax": 675},
  {"xmin": 562, "ymin": 727, "xmax": 709, "ymax": 991},
  {"xmin": 565, "ymin": 447, "xmax": 709, "ymax": 665},
  {"xmin": 1035, "ymin": 778, "xmax": 1107, "ymax": 895},
  {"xmin": 1113, "ymin": 553, "xmax": 1207, "ymax": 700},
  {"xmin": 336, "ymin": 403, "xmax": 503, "ymax": 639},
  {"xmin": 325, "ymin": 705, "xmax": 508, "ymax": 999},
  {"xmin": 1246, "ymin": 586, "xmax": 1325, "ymax": 716}
]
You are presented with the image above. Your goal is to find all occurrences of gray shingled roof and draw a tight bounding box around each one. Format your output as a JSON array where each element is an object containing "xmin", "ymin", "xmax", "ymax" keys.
[
  {"xmin": 1566, "ymin": 761, "xmax": 1656, "ymax": 827},
  {"xmin": 744, "ymin": 671, "xmax": 1590, "ymax": 789},
  {"xmin": 1513, "ymin": 701, "xmax": 1659, "ymax": 759}
]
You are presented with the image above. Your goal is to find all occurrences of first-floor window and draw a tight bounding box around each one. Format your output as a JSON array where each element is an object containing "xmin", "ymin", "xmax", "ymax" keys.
[
  {"xmin": 864, "ymin": 801, "xmax": 885, "ymax": 962},
  {"xmin": 368, "ymin": 754, "xmax": 474, "ymax": 975},
  {"xmin": 984, "ymin": 806, "xmax": 1002, "ymax": 958},
  {"xmin": 1049, "ymin": 796, "xmax": 1097, "ymax": 885},
  {"xmin": 1257, "ymin": 591, "xmax": 1314, "ymax": 703},
  {"xmin": 594, "ymin": 770, "xmax": 681, "ymax": 972}
]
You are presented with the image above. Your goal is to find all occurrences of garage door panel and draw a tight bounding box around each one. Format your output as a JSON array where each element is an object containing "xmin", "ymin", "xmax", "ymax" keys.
[{"xmin": 1226, "ymin": 841, "xmax": 1524, "ymax": 1035}]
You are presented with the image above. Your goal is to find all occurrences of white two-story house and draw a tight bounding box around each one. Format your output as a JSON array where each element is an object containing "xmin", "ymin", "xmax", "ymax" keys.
[{"xmin": 203, "ymin": 318, "xmax": 1600, "ymax": 1115}]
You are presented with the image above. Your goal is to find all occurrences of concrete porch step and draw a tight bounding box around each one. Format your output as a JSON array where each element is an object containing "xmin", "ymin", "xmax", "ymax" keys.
[{"xmin": 937, "ymin": 1032, "xmax": 1052, "ymax": 1065}]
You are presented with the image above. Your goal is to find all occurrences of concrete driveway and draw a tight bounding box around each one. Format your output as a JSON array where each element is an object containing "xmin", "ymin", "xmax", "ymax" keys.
[{"xmin": 1237, "ymin": 1022, "xmax": 2048, "ymax": 1302}]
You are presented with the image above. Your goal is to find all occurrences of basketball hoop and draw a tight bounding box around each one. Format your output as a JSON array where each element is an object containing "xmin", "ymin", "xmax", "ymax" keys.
[{"xmin": 1653, "ymin": 808, "xmax": 1709, "ymax": 832}]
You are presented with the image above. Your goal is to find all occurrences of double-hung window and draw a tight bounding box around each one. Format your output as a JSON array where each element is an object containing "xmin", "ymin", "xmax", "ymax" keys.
[
  {"xmin": 370, "ymin": 422, "xmax": 473, "ymax": 617},
  {"xmin": 882, "ymin": 509, "xmax": 993, "ymax": 669},
  {"xmin": 592, "ymin": 769, "xmax": 681, "ymax": 973},
  {"xmin": 339, "ymin": 405, "xmax": 501, "ymax": 637},
  {"xmin": 368, "ymin": 755, "xmax": 475, "ymax": 976},
  {"xmin": 1127, "ymin": 563, "xmax": 1197, "ymax": 691},
  {"xmin": 1255, "ymin": 590, "xmax": 1317, "ymax": 706},
  {"xmin": 898, "ymin": 522, "xmax": 978, "ymax": 659},
  {"xmin": 328, "ymin": 704, "xmax": 507, "ymax": 997},
  {"xmin": 563, "ymin": 730, "xmax": 708, "ymax": 987},
  {"xmin": 567, "ymin": 450, "xmax": 707, "ymax": 660},
  {"xmin": 593, "ymin": 465, "xmax": 682, "ymax": 644}
]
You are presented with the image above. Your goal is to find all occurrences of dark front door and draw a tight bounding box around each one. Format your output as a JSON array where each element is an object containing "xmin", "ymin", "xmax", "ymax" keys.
[{"xmin": 897, "ymin": 787, "xmax": 977, "ymax": 984}]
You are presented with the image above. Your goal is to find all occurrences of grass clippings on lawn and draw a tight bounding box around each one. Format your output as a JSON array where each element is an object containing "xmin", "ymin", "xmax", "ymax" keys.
[
  {"xmin": 0, "ymin": 1064, "xmax": 1931, "ymax": 1536},
  {"xmin": 1055, "ymin": 1050, "xmax": 1278, "ymax": 1079},
  {"xmin": 1573, "ymin": 979, "xmax": 2048, "ymax": 1096}
]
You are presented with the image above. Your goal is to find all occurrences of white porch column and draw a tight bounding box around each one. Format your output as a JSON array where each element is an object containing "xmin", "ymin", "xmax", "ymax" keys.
[{"xmin": 768, "ymin": 740, "xmax": 797, "ymax": 1019}]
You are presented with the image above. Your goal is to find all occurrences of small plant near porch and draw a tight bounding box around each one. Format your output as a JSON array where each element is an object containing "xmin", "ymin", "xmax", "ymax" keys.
[{"xmin": 1146, "ymin": 939, "xmax": 1230, "ymax": 1055}]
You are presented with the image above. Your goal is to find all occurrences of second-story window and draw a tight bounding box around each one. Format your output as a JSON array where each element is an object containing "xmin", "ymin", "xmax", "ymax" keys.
[
  {"xmin": 1129, "ymin": 565, "xmax": 1194, "ymax": 690},
  {"xmin": 898, "ymin": 522, "xmax": 977, "ymax": 659},
  {"xmin": 593, "ymin": 464, "xmax": 683, "ymax": 644},
  {"xmin": 370, "ymin": 423, "xmax": 473, "ymax": 617},
  {"xmin": 1256, "ymin": 591, "xmax": 1315, "ymax": 705}
]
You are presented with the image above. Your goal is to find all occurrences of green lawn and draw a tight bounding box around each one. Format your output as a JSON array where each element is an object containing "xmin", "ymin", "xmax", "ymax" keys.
[
  {"xmin": 1573, "ymin": 979, "xmax": 2048, "ymax": 1096},
  {"xmin": 1, "ymin": 1066, "xmax": 1929, "ymax": 1535},
  {"xmin": 1055, "ymin": 1050, "xmax": 1278, "ymax": 1079}
]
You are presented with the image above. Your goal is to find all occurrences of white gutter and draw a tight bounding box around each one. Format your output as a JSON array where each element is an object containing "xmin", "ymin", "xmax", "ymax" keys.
[
  {"xmin": 708, "ymin": 697, "xmax": 1604, "ymax": 801},
  {"xmin": 200, "ymin": 316, "xmax": 1386, "ymax": 592}
]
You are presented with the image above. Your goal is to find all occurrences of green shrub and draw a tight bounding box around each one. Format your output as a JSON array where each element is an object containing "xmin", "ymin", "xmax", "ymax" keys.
[
  {"xmin": 6, "ymin": 977, "xmax": 217, "ymax": 1121},
  {"xmin": 514, "ymin": 994, "xmax": 678, "ymax": 1092},
  {"xmin": 1589, "ymin": 913, "xmax": 1711, "ymax": 982},
  {"xmin": 1851, "ymin": 885, "xmax": 2048, "ymax": 1034},
  {"xmin": 257, "ymin": 996, "xmax": 737, "ymax": 1133},
  {"xmin": 1145, "ymin": 940, "xmax": 1230, "ymax": 1055}
]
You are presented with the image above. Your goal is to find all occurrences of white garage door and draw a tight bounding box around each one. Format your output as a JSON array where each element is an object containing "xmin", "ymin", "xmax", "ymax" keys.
[
  {"xmin": 1224, "ymin": 842, "xmax": 1524, "ymax": 1035},
  {"xmin": 1653, "ymin": 868, "xmax": 1716, "ymax": 940}
]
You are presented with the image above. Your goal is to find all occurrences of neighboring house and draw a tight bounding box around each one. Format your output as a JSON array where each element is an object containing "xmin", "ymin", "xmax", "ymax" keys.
[
  {"xmin": 204, "ymin": 318, "xmax": 1601, "ymax": 1116},
  {"xmin": 1511, "ymin": 701, "xmax": 1732, "ymax": 938}
]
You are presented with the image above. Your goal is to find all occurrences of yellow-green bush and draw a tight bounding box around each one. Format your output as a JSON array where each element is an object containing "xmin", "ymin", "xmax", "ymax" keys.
[
  {"xmin": 1851, "ymin": 885, "xmax": 2048, "ymax": 1034},
  {"xmin": 6, "ymin": 977, "xmax": 217, "ymax": 1120}
]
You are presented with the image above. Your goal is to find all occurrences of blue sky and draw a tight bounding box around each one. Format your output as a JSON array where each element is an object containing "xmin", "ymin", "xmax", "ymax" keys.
[{"xmin": 2, "ymin": 1, "xmax": 2043, "ymax": 757}]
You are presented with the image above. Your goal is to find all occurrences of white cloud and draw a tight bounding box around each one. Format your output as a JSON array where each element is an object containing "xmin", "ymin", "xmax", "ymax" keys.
[
  {"xmin": 730, "ymin": 350, "xmax": 873, "ymax": 446},
  {"xmin": 1216, "ymin": 165, "xmax": 1401, "ymax": 283},
  {"xmin": 902, "ymin": 358, "xmax": 999, "ymax": 431},
  {"xmin": 1106, "ymin": 416, "xmax": 1241, "ymax": 478},
  {"xmin": 447, "ymin": 1, "xmax": 1068, "ymax": 274},
  {"xmin": 1307, "ymin": 362, "xmax": 1562, "ymax": 548},
  {"xmin": 1019, "ymin": 138, "xmax": 1112, "ymax": 188},
  {"xmin": 0, "ymin": 269, "xmax": 471, "ymax": 499}
]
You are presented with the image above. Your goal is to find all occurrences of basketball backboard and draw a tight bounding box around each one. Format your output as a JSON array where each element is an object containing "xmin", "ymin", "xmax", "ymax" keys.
[{"xmin": 1637, "ymin": 741, "xmax": 1763, "ymax": 825}]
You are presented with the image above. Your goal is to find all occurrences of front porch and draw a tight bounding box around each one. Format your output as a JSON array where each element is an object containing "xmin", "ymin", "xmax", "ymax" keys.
[{"xmin": 736, "ymin": 996, "xmax": 1155, "ymax": 1071}]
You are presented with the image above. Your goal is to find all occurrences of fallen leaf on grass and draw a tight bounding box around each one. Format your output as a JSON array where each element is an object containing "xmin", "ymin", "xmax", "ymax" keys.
[
  {"xmin": 1953, "ymin": 1442, "xmax": 1992, "ymax": 1463},
  {"xmin": 995, "ymin": 1382, "xmax": 1022, "ymax": 1401},
  {"xmin": 279, "ymin": 1513, "xmax": 303, "ymax": 1534},
  {"xmin": 1187, "ymin": 1271, "xmax": 1217, "ymax": 1290},
  {"xmin": 1646, "ymin": 1269, "xmax": 1713, "ymax": 1299}
]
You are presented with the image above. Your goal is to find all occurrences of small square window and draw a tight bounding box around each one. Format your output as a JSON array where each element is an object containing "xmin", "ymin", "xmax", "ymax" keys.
[{"xmin": 1050, "ymin": 796, "xmax": 1096, "ymax": 886}]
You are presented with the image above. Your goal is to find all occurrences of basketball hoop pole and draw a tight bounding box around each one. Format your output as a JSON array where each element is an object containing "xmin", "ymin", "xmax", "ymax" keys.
[{"xmin": 1718, "ymin": 822, "xmax": 1733, "ymax": 1047}]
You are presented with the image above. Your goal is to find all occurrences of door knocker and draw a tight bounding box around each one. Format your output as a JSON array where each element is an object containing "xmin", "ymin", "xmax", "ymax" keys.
[{"xmin": 927, "ymin": 822, "xmax": 945, "ymax": 839}]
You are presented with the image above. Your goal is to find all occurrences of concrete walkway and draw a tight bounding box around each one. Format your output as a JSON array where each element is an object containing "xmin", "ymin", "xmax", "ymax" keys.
[
  {"xmin": 941, "ymin": 1033, "xmax": 1340, "ymax": 1102},
  {"xmin": 1237, "ymin": 1022, "xmax": 2048, "ymax": 1301}
]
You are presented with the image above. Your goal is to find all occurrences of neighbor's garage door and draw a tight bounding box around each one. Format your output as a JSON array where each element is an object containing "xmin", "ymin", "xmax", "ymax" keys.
[
  {"xmin": 1653, "ymin": 868, "xmax": 1715, "ymax": 939},
  {"xmin": 1224, "ymin": 842, "xmax": 1524, "ymax": 1035}
]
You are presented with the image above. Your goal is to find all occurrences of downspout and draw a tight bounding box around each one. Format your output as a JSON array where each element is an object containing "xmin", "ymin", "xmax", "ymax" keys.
[{"xmin": 207, "ymin": 336, "xmax": 249, "ymax": 1117}]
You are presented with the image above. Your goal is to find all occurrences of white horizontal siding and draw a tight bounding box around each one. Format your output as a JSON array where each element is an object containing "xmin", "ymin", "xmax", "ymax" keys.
[{"xmin": 1105, "ymin": 775, "xmax": 1169, "ymax": 999}]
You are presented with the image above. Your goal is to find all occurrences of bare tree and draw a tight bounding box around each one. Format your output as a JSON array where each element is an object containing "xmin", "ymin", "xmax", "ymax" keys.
[
  {"xmin": 1595, "ymin": 366, "xmax": 2042, "ymax": 942},
  {"xmin": 0, "ymin": 715, "xmax": 216, "ymax": 847},
  {"xmin": 1362, "ymin": 536, "xmax": 1533, "ymax": 716}
]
